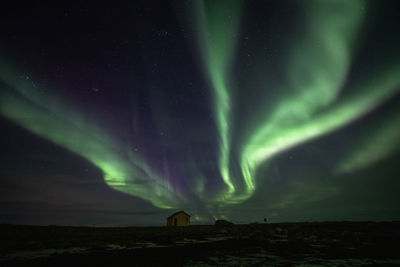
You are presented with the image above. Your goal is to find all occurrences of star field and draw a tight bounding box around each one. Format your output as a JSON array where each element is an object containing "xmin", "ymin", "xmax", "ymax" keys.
[{"xmin": 0, "ymin": 0, "xmax": 399, "ymax": 225}]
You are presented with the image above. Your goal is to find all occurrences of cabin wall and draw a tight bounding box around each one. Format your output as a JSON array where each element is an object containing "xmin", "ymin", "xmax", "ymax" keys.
[
  {"xmin": 175, "ymin": 213, "xmax": 190, "ymax": 226},
  {"xmin": 166, "ymin": 213, "xmax": 190, "ymax": 226}
]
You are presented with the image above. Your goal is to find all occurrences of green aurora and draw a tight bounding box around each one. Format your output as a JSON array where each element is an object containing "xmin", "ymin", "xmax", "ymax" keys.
[
  {"xmin": 194, "ymin": 0, "xmax": 400, "ymax": 207},
  {"xmin": 1, "ymin": 0, "xmax": 399, "ymax": 221},
  {"xmin": 0, "ymin": 61, "xmax": 182, "ymax": 209}
]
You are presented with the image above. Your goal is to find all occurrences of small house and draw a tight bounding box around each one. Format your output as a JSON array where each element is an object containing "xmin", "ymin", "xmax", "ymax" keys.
[{"xmin": 166, "ymin": 211, "xmax": 190, "ymax": 226}]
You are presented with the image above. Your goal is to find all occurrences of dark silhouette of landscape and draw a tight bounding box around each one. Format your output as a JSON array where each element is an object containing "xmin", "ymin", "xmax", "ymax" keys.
[{"xmin": 1, "ymin": 221, "xmax": 400, "ymax": 266}]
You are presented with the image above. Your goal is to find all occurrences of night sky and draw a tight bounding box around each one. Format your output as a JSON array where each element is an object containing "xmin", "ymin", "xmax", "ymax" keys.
[{"xmin": 1, "ymin": 0, "xmax": 400, "ymax": 226}]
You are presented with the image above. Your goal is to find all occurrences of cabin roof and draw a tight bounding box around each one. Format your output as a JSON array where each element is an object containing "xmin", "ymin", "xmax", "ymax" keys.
[{"xmin": 167, "ymin": 210, "xmax": 191, "ymax": 219}]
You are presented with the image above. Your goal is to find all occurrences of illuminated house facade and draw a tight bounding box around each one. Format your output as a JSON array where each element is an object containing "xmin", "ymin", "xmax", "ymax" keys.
[{"xmin": 166, "ymin": 211, "xmax": 190, "ymax": 226}]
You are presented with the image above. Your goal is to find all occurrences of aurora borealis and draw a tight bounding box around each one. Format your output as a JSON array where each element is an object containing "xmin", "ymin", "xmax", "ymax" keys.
[{"xmin": 1, "ymin": 1, "xmax": 400, "ymax": 225}]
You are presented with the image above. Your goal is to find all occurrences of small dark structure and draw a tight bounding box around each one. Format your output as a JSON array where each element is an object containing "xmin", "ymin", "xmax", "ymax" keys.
[{"xmin": 166, "ymin": 211, "xmax": 190, "ymax": 226}]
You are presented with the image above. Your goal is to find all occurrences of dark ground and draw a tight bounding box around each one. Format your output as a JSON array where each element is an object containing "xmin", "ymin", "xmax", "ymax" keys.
[{"xmin": 1, "ymin": 222, "xmax": 399, "ymax": 266}]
